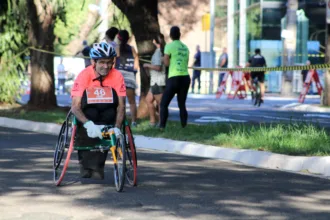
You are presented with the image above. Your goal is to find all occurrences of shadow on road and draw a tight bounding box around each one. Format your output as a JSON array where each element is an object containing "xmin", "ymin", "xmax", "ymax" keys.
[{"xmin": 1, "ymin": 127, "xmax": 330, "ymax": 219}]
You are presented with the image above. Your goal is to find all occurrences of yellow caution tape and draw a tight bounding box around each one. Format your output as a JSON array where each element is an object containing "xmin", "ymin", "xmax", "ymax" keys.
[
  {"xmin": 29, "ymin": 47, "xmax": 89, "ymax": 59},
  {"xmin": 189, "ymin": 63, "xmax": 330, "ymax": 72},
  {"xmin": 18, "ymin": 47, "xmax": 330, "ymax": 72}
]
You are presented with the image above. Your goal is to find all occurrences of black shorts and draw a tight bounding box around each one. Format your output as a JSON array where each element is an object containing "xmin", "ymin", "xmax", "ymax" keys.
[
  {"xmin": 150, "ymin": 84, "xmax": 165, "ymax": 95},
  {"xmin": 251, "ymin": 72, "xmax": 265, "ymax": 83}
]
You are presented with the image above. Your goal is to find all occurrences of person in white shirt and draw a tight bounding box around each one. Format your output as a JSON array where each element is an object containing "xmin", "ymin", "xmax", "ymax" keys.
[
  {"xmin": 143, "ymin": 34, "xmax": 167, "ymax": 127},
  {"xmin": 57, "ymin": 57, "xmax": 67, "ymax": 94}
]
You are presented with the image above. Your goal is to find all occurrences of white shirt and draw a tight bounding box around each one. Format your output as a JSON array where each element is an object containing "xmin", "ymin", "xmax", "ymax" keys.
[
  {"xmin": 57, "ymin": 64, "xmax": 66, "ymax": 79},
  {"xmin": 150, "ymin": 48, "xmax": 166, "ymax": 86}
]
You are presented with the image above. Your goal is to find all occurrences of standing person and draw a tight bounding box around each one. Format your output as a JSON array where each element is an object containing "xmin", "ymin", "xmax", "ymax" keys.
[
  {"xmin": 301, "ymin": 60, "xmax": 311, "ymax": 82},
  {"xmin": 105, "ymin": 27, "xmax": 119, "ymax": 48},
  {"xmin": 143, "ymin": 33, "xmax": 167, "ymax": 127},
  {"xmin": 247, "ymin": 48, "xmax": 267, "ymax": 104},
  {"xmin": 57, "ymin": 57, "xmax": 67, "ymax": 94},
  {"xmin": 191, "ymin": 45, "xmax": 201, "ymax": 94},
  {"xmin": 115, "ymin": 30, "xmax": 139, "ymax": 127},
  {"xmin": 217, "ymin": 47, "xmax": 228, "ymax": 87},
  {"xmin": 301, "ymin": 60, "xmax": 312, "ymax": 94},
  {"xmin": 81, "ymin": 40, "xmax": 91, "ymax": 67},
  {"xmin": 160, "ymin": 26, "xmax": 190, "ymax": 129}
]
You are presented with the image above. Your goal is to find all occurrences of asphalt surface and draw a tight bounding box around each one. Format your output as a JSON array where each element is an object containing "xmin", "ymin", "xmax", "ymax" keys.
[
  {"xmin": 19, "ymin": 94, "xmax": 330, "ymax": 129},
  {"xmin": 1, "ymin": 127, "xmax": 330, "ymax": 219}
]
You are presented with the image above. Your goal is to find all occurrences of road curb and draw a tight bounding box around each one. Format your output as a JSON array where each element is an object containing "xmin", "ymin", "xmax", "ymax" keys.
[
  {"xmin": 280, "ymin": 103, "xmax": 330, "ymax": 113},
  {"xmin": 1, "ymin": 117, "xmax": 329, "ymax": 178}
]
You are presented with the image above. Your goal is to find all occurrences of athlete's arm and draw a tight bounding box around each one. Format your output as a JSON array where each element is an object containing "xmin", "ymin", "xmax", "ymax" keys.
[
  {"xmin": 164, "ymin": 54, "xmax": 170, "ymax": 66},
  {"xmin": 143, "ymin": 63, "xmax": 161, "ymax": 71},
  {"xmin": 132, "ymin": 47, "xmax": 139, "ymax": 70},
  {"xmin": 115, "ymin": 96, "xmax": 125, "ymax": 128},
  {"xmin": 71, "ymin": 96, "xmax": 89, "ymax": 124}
]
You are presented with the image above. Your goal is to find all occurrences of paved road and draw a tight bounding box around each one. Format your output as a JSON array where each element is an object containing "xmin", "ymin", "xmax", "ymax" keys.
[
  {"xmin": 20, "ymin": 94, "xmax": 330, "ymax": 128},
  {"xmin": 1, "ymin": 127, "xmax": 330, "ymax": 219}
]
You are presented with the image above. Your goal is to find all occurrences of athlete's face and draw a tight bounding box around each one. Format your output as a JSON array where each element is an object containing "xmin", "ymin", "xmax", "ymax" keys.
[{"xmin": 95, "ymin": 58, "xmax": 114, "ymax": 76}]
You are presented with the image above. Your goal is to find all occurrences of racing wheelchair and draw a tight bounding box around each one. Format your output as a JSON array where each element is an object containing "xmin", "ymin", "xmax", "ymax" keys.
[{"xmin": 53, "ymin": 111, "xmax": 137, "ymax": 192}]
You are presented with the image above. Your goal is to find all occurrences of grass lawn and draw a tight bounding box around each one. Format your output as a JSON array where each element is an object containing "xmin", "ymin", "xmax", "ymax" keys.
[{"xmin": 1, "ymin": 104, "xmax": 330, "ymax": 156}]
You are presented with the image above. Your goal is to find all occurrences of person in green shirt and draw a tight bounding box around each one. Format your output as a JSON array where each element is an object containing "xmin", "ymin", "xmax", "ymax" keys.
[{"xmin": 159, "ymin": 26, "xmax": 190, "ymax": 129}]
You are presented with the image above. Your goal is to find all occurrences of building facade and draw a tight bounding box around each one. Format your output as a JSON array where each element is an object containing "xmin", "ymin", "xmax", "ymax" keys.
[{"xmin": 225, "ymin": 0, "xmax": 326, "ymax": 93}]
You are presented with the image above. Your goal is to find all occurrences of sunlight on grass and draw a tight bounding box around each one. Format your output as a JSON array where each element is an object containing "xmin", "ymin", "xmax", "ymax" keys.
[{"xmin": 133, "ymin": 120, "xmax": 330, "ymax": 156}]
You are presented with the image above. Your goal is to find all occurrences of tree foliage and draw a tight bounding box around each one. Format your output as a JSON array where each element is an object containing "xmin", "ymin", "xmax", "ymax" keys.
[
  {"xmin": 0, "ymin": 0, "xmax": 29, "ymax": 103},
  {"xmin": 55, "ymin": 0, "xmax": 101, "ymax": 54},
  {"xmin": 0, "ymin": 0, "xmax": 133, "ymax": 105}
]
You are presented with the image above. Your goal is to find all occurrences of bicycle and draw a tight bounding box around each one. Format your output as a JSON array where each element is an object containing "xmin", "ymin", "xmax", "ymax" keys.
[
  {"xmin": 251, "ymin": 76, "xmax": 262, "ymax": 107},
  {"xmin": 53, "ymin": 111, "xmax": 127, "ymax": 192}
]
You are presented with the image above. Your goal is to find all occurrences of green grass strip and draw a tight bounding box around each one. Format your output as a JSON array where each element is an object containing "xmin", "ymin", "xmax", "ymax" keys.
[{"xmin": 1, "ymin": 106, "xmax": 329, "ymax": 156}]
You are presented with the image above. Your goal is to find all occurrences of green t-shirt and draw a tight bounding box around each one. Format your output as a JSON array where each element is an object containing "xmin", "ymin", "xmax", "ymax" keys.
[{"xmin": 164, "ymin": 40, "xmax": 190, "ymax": 78}]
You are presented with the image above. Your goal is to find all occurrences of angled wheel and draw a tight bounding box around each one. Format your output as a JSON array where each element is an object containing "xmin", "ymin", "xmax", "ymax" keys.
[
  {"xmin": 124, "ymin": 125, "xmax": 137, "ymax": 186},
  {"xmin": 53, "ymin": 112, "xmax": 75, "ymax": 186},
  {"xmin": 113, "ymin": 134, "xmax": 126, "ymax": 192}
]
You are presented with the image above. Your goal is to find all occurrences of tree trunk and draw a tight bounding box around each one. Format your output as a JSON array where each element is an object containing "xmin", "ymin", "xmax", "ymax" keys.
[
  {"xmin": 63, "ymin": 3, "xmax": 100, "ymax": 55},
  {"xmin": 112, "ymin": 0, "xmax": 160, "ymax": 119},
  {"xmin": 27, "ymin": 0, "xmax": 57, "ymax": 109},
  {"xmin": 323, "ymin": 22, "xmax": 330, "ymax": 106}
]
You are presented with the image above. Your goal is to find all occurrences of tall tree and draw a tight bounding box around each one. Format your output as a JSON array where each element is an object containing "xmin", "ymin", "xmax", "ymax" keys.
[
  {"xmin": 0, "ymin": 0, "xmax": 29, "ymax": 103},
  {"xmin": 112, "ymin": 0, "xmax": 160, "ymax": 118},
  {"xmin": 27, "ymin": 0, "xmax": 65, "ymax": 108}
]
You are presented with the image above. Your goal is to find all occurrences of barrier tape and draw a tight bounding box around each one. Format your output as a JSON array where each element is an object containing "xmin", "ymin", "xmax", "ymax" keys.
[
  {"xmin": 20, "ymin": 47, "xmax": 330, "ymax": 72},
  {"xmin": 29, "ymin": 47, "xmax": 88, "ymax": 59},
  {"xmin": 190, "ymin": 64, "xmax": 330, "ymax": 72},
  {"xmin": 139, "ymin": 57, "xmax": 330, "ymax": 71}
]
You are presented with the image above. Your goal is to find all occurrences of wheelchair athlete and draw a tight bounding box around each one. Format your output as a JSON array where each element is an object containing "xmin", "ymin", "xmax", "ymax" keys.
[{"xmin": 71, "ymin": 42, "xmax": 126, "ymax": 179}]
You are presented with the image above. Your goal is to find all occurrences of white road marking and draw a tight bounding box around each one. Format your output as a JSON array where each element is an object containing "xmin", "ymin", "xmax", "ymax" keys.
[
  {"xmin": 304, "ymin": 114, "xmax": 330, "ymax": 119},
  {"xmin": 195, "ymin": 116, "xmax": 247, "ymax": 123}
]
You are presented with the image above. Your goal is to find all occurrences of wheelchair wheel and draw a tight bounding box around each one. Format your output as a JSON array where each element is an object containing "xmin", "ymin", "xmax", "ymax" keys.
[
  {"xmin": 124, "ymin": 125, "xmax": 137, "ymax": 186},
  {"xmin": 53, "ymin": 112, "xmax": 75, "ymax": 186},
  {"xmin": 113, "ymin": 134, "xmax": 126, "ymax": 192}
]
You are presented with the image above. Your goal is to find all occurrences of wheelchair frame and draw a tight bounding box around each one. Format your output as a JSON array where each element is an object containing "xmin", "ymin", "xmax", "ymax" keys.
[{"xmin": 53, "ymin": 111, "xmax": 136, "ymax": 192}]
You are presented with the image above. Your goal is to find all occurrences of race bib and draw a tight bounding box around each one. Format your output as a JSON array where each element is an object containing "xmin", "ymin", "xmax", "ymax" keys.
[{"xmin": 86, "ymin": 87, "xmax": 113, "ymax": 104}]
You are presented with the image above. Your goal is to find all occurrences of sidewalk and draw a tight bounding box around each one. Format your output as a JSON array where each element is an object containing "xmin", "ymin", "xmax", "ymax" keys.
[{"xmin": 1, "ymin": 116, "xmax": 330, "ymax": 179}]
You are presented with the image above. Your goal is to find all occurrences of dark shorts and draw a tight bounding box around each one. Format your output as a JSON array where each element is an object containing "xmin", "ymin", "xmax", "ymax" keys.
[
  {"xmin": 251, "ymin": 72, "xmax": 265, "ymax": 83},
  {"xmin": 150, "ymin": 84, "xmax": 165, "ymax": 95}
]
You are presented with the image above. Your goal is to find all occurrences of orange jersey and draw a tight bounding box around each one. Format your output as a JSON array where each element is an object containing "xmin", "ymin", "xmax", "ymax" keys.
[{"xmin": 71, "ymin": 66, "xmax": 126, "ymax": 97}]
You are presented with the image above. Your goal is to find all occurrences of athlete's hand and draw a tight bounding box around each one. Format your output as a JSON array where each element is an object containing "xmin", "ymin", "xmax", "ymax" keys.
[
  {"xmin": 111, "ymin": 127, "xmax": 122, "ymax": 137},
  {"xmin": 83, "ymin": 121, "xmax": 103, "ymax": 139}
]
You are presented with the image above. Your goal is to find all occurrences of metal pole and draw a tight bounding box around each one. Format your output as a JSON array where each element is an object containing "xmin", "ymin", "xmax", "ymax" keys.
[{"xmin": 209, "ymin": 0, "xmax": 215, "ymax": 94}]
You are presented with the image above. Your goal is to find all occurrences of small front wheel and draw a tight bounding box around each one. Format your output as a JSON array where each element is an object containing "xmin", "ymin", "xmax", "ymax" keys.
[{"xmin": 113, "ymin": 134, "xmax": 126, "ymax": 192}]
